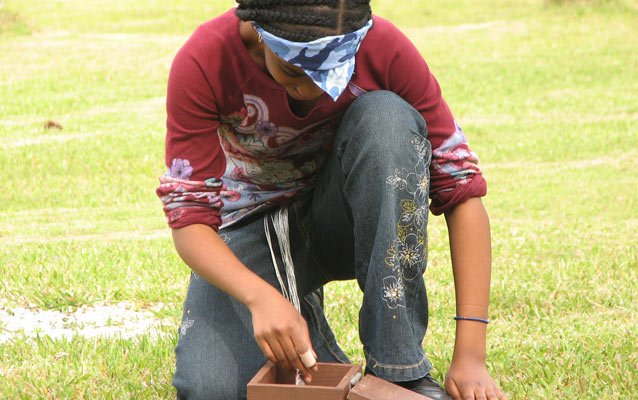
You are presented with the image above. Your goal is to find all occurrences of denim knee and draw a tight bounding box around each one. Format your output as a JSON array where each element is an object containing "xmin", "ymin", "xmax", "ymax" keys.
[
  {"xmin": 174, "ymin": 361, "xmax": 248, "ymax": 400},
  {"xmin": 174, "ymin": 378, "xmax": 234, "ymax": 400},
  {"xmin": 339, "ymin": 90, "xmax": 428, "ymax": 146}
]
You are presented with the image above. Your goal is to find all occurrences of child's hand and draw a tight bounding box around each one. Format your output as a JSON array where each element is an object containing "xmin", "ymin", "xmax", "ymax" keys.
[
  {"xmin": 249, "ymin": 291, "xmax": 318, "ymax": 383},
  {"xmin": 444, "ymin": 357, "xmax": 507, "ymax": 400}
]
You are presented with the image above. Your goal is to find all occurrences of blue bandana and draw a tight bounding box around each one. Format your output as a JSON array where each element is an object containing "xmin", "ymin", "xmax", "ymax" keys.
[{"xmin": 253, "ymin": 19, "xmax": 373, "ymax": 101}]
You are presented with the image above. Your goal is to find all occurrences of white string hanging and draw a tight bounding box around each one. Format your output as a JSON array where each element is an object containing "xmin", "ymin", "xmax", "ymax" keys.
[
  {"xmin": 263, "ymin": 206, "xmax": 305, "ymax": 385},
  {"xmin": 264, "ymin": 214, "xmax": 290, "ymax": 304}
]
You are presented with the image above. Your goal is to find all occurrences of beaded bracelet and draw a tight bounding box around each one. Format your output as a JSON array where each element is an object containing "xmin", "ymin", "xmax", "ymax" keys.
[{"xmin": 454, "ymin": 316, "xmax": 489, "ymax": 324}]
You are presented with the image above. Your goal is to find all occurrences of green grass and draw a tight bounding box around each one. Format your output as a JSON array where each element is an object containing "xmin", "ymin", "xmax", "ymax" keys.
[
  {"xmin": 1, "ymin": 333, "xmax": 177, "ymax": 398},
  {"xmin": 1, "ymin": 0, "xmax": 637, "ymax": 398}
]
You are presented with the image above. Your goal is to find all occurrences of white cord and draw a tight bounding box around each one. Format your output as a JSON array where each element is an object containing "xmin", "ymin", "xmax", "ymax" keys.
[
  {"xmin": 264, "ymin": 206, "xmax": 305, "ymax": 386},
  {"xmin": 271, "ymin": 207, "xmax": 301, "ymax": 312},
  {"xmin": 264, "ymin": 215, "xmax": 290, "ymax": 302}
]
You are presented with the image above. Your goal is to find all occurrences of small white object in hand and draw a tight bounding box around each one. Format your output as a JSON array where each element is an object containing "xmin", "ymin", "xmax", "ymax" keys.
[
  {"xmin": 299, "ymin": 349, "xmax": 316, "ymax": 368},
  {"xmin": 295, "ymin": 369, "xmax": 305, "ymax": 386}
]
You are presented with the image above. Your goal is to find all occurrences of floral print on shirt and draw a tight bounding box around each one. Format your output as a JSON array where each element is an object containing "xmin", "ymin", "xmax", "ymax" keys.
[
  {"xmin": 157, "ymin": 162, "xmax": 224, "ymax": 225},
  {"xmin": 216, "ymin": 94, "xmax": 339, "ymax": 228},
  {"xmin": 170, "ymin": 158, "xmax": 193, "ymax": 180}
]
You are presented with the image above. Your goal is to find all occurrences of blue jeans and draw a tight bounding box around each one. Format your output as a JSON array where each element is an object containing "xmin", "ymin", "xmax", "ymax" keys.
[{"xmin": 173, "ymin": 91, "xmax": 433, "ymax": 399}]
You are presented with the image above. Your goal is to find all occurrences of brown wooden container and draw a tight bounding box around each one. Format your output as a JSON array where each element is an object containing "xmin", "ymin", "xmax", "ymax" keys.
[
  {"xmin": 347, "ymin": 375, "xmax": 435, "ymax": 400},
  {"xmin": 247, "ymin": 362, "xmax": 362, "ymax": 400}
]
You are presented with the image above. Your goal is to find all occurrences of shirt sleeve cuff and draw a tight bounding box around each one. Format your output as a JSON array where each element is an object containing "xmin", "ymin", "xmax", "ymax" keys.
[
  {"xmin": 156, "ymin": 175, "xmax": 224, "ymax": 231},
  {"xmin": 429, "ymin": 175, "xmax": 487, "ymax": 216},
  {"xmin": 165, "ymin": 208, "xmax": 222, "ymax": 232}
]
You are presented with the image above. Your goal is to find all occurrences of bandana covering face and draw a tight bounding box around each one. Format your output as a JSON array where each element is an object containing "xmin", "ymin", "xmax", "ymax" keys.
[{"xmin": 253, "ymin": 19, "xmax": 373, "ymax": 101}]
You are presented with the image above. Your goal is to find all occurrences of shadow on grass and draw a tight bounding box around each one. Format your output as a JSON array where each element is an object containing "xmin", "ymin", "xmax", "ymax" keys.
[{"xmin": 0, "ymin": 8, "xmax": 32, "ymax": 36}]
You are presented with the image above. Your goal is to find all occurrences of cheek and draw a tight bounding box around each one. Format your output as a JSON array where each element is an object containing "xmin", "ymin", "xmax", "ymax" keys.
[
  {"xmin": 263, "ymin": 49, "xmax": 323, "ymax": 98},
  {"xmin": 264, "ymin": 49, "xmax": 287, "ymax": 82},
  {"xmin": 298, "ymin": 81, "xmax": 324, "ymax": 97},
  {"xmin": 266, "ymin": 64, "xmax": 301, "ymax": 88}
]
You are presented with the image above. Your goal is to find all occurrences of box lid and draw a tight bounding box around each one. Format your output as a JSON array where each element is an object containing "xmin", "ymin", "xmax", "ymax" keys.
[{"xmin": 348, "ymin": 375, "xmax": 435, "ymax": 400}]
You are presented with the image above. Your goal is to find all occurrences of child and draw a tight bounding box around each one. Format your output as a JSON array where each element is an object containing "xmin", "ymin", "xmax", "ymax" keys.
[{"xmin": 156, "ymin": 1, "xmax": 507, "ymax": 399}]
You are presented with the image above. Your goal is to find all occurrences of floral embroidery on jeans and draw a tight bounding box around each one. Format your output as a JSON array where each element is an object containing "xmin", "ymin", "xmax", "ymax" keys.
[
  {"xmin": 411, "ymin": 134, "xmax": 431, "ymax": 160},
  {"xmin": 385, "ymin": 168, "xmax": 429, "ymax": 201},
  {"xmin": 382, "ymin": 276, "xmax": 405, "ymax": 309},
  {"xmin": 400, "ymin": 203, "xmax": 428, "ymax": 231},
  {"xmin": 396, "ymin": 200, "xmax": 426, "ymax": 240},
  {"xmin": 218, "ymin": 233, "xmax": 230, "ymax": 244},
  {"xmin": 386, "ymin": 233, "xmax": 425, "ymax": 281},
  {"xmin": 179, "ymin": 318, "xmax": 195, "ymax": 339},
  {"xmin": 382, "ymin": 134, "xmax": 430, "ymax": 308}
]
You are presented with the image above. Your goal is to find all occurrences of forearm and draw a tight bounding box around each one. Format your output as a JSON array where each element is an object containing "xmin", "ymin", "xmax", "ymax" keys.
[
  {"xmin": 171, "ymin": 224, "xmax": 281, "ymax": 309},
  {"xmin": 172, "ymin": 223, "xmax": 317, "ymax": 378},
  {"xmin": 444, "ymin": 197, "xmax": 492, "ymax": 362}
]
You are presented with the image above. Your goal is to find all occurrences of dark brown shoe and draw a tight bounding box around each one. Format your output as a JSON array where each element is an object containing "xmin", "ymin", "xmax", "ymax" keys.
[
  {"xmin": 394, "ymin": 372, "xmax": 452, "ymax": 400},
  {"xmin": 365, "ymin": 368, "xmax": 452, "ymax": 400}
]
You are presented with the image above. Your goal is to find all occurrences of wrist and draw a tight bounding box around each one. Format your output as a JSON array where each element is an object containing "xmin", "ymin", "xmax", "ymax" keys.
[
  {"xmin": 451, "ymin": 348, "xmax": 486, "ymax": 366},
  {"xmin": 453, "ymin": 317, "xmax": 488, "ymax": 364},
  {"xmin": 244, "ymin": 281, "xmax": 283, "ymax": 311}
]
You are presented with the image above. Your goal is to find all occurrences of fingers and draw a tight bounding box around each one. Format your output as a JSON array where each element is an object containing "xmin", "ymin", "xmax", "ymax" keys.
[
  {"xmin": 284, "ymin": 340, "xmax": 312, "ymax": 383},
  {"xmin": 257, "ymin": 335, "xmax": 293, "ymax": 370},
  {"xmin": 299, "ymin": 349, "xmax": 317, "ymax": 368},
  {"xmin": 486, "ymin": 386, "xmax": 508, "ymax": 400},
  {"xmin": 454, "ymin": 388, "xmax": 489, "ymax": 400},
  {"xmin": 452, "ymin": 387, "xmax": 508, "ymax": 400},
  {"xmin": 485, "ymin": 390, "xmax": 498, "ymax": 400},
  {"xmin": 462, "ymin": 389, "xmax": 479, "ymax": 400},
  {"xmin": 477, "ymin": 384, "xmax": 508, "ymax": 400},
  {"xmin": 259, "ymin": 333, "xmax": 309, "ymax": 381},
  {"xmin": 255, "ymin": 337, "xmax": 278, "ymax": 366},
  {"xmin": 255, "ymin": 317, "xmax": 316, "ymax": 383},
  {"xmin": 301, "ymin": 322, "xmax": 319, "ymax": 371},
  {"xmin": 471, "ymin": 389, "xmax": 487, "ymax": 400},
  {"xmin": 445, "ymin": 378, "xmax": 507, "ymax": 400},
  {"xmin": 445, "ymin": 379, "xmax": 461, "ymax": 400},
  {"xmin": 286, "ymin": 320, "xmax": 319, "ymax": 381},
  {"xmin": 475, "ymin": 387, "xmax": 507, "ymax": 400}
]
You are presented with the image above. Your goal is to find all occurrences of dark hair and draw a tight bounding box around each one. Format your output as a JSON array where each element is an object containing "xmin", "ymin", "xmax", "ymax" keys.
[{"xmin": 235, "ymin": 0, "xmax": 372, "ymax": 42}]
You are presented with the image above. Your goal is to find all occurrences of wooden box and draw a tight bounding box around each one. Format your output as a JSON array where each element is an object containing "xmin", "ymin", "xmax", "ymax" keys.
[
  {"xmin": 247, "ymin": 362, "xmax": 362, "ymax": 400},
  {"xmin": 347, "ymin": 375, "xmax": 435, "ymax": 400},
  {"xmin": 247, "ymin": 362, "xmax": 436, "ymax": 400}
]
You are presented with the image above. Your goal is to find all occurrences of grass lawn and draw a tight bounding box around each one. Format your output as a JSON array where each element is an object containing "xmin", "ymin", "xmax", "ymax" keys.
[{"xmin": 1, "ymin": 0, "xmax": 637, "ymax": 398}]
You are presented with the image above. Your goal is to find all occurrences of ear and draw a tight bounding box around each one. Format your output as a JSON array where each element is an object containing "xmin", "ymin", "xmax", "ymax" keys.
[{"xmin": 251, "ymin": 22, "xmax": 263, "ymax": 43}]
